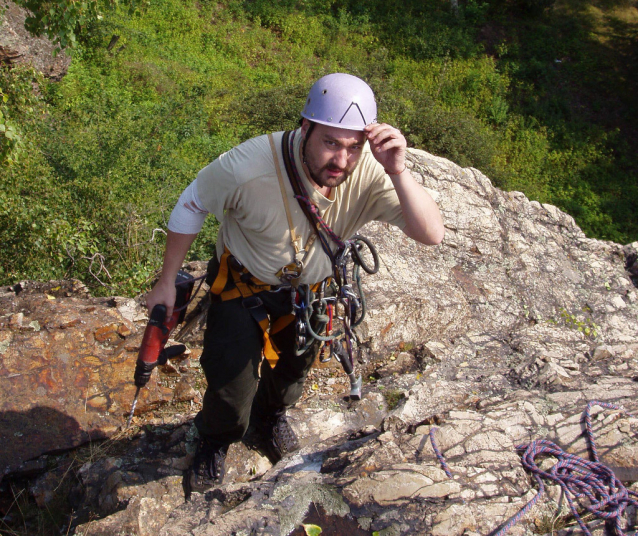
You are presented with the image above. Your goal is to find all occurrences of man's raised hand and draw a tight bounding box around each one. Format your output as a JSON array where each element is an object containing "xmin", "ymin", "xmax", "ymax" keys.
[{"xmin": 364, "ymin": 123, "xmax": 407, "ymax": 176}]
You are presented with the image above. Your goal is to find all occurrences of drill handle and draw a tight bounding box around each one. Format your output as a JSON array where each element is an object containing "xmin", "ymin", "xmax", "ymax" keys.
[
  {"xmin": 132, "ymin": 271, "xmax": 194, "ymax": 389},
  {"xmin": 134, "ymin": 305, "xmax": 168, "ymax": 387}
]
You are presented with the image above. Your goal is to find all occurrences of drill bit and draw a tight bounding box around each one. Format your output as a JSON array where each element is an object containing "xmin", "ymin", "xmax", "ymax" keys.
[{"xmin": 126, "ymin": 386, "xmax": 141, "ymax": 429}]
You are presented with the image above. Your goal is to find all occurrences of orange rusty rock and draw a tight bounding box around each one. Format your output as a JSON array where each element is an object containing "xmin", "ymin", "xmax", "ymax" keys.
[
  {"xmin": 86, "ymin": 395, "xmax": 108, "ymax": 411},
  {"xmin": 160, "ymin": 362, "xmax": 180, "ymax": 374},
  {"xmin": 60, "ymin": 318, "xmax": 82, "ymax": 329},
  {"xmin": 73, "ymin": 370, "xmax": 88, "ymax": 388},
  {"xmin": 9, "ymin": 313, "xmax": 24, "ymax": 328},
  {"xmin": 380, "ymin": 321, "xmax": 394, "ymax": 338},
  {"xmin": 0, "ymin": 279, "xmax": 200, "ymax": 477},
  {"xmin": 189, "ymin": 348, "xmax": 203, "ymax": 360},
  {"xmin": 0, "ymin": 331, "xmax": 13, "ymax": 346},
  {"xmin": 30, "ymin": 337, "xmax": 45, "ymax": 348},
  {"xmin": 86, "ymin": 369, "xmax": 101, "ymax": 384},
  {"xmin": 37, "ymin": 368, "xmax": 56, "ymax": 391},
  {"xmin": 82, "ymin": 355, "xmax": 102, "ymax": 367},
  {"xmin": 94, "ymin": 324, "xmax": 119, "ymax": 342},
  {"xmin": 173, "ymin": 379, "xmax": 197, "ymax": 403},
  {"xmin": 117, "ymin": 324, "xmax": 132, "ymax": 337}
]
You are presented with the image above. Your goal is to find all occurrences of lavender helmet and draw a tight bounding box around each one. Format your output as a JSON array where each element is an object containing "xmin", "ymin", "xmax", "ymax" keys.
[{"xmin": 301, "ymin": 73, "xmax": 377, "ymax": 131}]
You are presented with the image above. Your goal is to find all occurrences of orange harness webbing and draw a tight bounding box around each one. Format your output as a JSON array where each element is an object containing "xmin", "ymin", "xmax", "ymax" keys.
[{"xmin": 209, "ymin": 249, "xmax": 294, "ymax": 368}]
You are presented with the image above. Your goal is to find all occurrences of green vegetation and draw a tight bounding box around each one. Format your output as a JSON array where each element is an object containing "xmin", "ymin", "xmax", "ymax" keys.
[
  {"xmin": 1, "ymin": 0, "xmax": 636, "ymax": 295},
  {"xmin": 12, "ymin": 0, "xmax": 143, "ymax": 52},
  {"xmin": 558, "ymin": 307, "xmax": 600, "ymax": 338},
  {"xmin": 383, "ymin": 389, "xmax": 407, "ymax": 410}
]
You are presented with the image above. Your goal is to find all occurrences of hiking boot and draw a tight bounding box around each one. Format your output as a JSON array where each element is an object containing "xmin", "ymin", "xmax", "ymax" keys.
[
  {"xmin": 246, "ymin": 410, "xmax": 299, "ymax": 465},
  {"xmin": 189, "ymin": 438, "xmax": 228, "ymax": 493}
]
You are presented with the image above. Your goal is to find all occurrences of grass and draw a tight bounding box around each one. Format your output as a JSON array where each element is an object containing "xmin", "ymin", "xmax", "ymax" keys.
[
  {"xmin": 0, "ymin": 429, "xmax": 137, "ymax": 536},
  {"xmin": 532, "ymin": 510, "xmax": 598, "ymax": 535},
  {"xmin": 0, "ymin": 475, "xmax": 75, "ymax": 536},
  {"xmin": 0, "ymin": 0, "xmax": 636, "ymax": 294}
]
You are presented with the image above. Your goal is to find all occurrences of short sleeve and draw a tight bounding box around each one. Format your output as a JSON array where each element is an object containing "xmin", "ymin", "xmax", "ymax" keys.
[{"xmin": 195, "ymin": 135, "xmax": 273, "ymax": 220}]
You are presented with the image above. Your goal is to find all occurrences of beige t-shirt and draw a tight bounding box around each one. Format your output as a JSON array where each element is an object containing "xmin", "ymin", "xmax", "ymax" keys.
[{"xmin": 196, "ymin": 129, "xmax": 405, "ymax": 285}]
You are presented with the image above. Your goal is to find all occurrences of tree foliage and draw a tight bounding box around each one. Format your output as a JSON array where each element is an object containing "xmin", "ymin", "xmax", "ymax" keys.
[
  {"xmin": 0, "ymin": 0, "xmax": 636, "ymax": 297},
  {"xmin": 12, "ymin": 0, "xmax": 141, "ymax": 52}
]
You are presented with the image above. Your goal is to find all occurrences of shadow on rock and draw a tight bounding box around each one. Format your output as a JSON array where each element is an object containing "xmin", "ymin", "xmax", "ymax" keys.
[
  {"xmin": 0, "ymin": 406, "xmax": 90, "ymax": 479},
  {"xmin": 0, "ymin": 407, "xmax": 198, "ymax": 536}
]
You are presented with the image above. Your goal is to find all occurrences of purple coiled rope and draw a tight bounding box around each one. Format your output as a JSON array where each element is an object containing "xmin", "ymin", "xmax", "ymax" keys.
[{"xmin": 429, "ymin": 401, "xmax": 638, "ymax": 536}]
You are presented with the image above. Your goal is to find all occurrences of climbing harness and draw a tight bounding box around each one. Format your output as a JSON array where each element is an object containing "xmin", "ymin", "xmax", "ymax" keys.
[
  {"xmin": 207, "ymin": 247, "xmax": 296, "ymax": 369},
  {"xmin": 429, "ymin": 401, "xmax": 638, "ymax": 536}
]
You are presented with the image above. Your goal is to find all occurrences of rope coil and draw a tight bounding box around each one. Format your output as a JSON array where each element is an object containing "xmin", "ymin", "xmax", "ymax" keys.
[{"xmin": 429, "ymin": 400, "xmax": 638, "ymax": 536}]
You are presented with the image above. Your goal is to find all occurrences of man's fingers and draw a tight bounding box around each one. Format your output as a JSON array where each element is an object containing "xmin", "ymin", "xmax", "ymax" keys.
[
  {"xmin": 373, "ymin": 138, "xmax": 405, "ymax": 154},
  {"xmin": 365, "ymin": 122, "xmax": 395, "ymax": 135},
  {"xmin": 367, "ymin": 125, "xmax": 400, "ymax": 142},
  {"xmin": 367, "ymin": 127, "xmax": 405, "ymax": 149}
]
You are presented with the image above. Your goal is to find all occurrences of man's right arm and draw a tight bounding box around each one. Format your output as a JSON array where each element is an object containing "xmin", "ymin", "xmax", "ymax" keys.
[
  {"xmin": 146, "ymin": 231, "xmax": 198, "ymax": 318},
  {"xmin": 146, "ymin": 179, "xmax": 209, "ymax": 317}
]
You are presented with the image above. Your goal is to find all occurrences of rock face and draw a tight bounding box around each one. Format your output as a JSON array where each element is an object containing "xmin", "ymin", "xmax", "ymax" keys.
[
  {"xmin": 0, "ymin": 0, "xmax": 71, "ymax": 79},
  {"xmin": 0, "ymin": 279, "xmax": 203, "ymax": 479},
  {"xmin": 1, "ymin": 148, "xmax": 638, "ymax": 535}
]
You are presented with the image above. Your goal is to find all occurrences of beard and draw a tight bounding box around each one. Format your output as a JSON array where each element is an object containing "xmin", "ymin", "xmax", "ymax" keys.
[{"xmin": 302, "ymin": 142, "xmax": 357, "ymax": 189}]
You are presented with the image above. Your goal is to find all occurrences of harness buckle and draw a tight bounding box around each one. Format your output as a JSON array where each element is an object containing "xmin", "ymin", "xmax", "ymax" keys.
[
  {"xmin": 276, "ymin": 260, "xmax": 303, "ymax": 283},
  {"xmin": 228, "ymin": 255, "xmax": 244, "ymax": 273},
  {"xmin": 242, "ymin": 295, "xmax": 264, "ymax": 309}
]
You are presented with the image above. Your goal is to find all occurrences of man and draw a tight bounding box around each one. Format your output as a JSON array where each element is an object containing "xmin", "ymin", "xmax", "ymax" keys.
[{"xmin": 146, "ymin": 73, "xmax": 444, "ymax": 492}]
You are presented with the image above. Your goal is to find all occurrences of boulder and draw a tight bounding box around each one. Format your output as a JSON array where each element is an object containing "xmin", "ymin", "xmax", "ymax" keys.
[{"xmin": 0, "ymin": 279, "xmax": 201, "ymax": 479}]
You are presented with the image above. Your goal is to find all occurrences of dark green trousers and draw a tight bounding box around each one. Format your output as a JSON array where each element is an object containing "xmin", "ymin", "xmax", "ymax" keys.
[{"xmin": 193, "ymin": 287, "xmax": 318, "ymax": 444}]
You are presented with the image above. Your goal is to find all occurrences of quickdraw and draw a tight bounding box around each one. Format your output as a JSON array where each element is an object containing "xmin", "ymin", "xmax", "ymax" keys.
[
  {"xmin": 289, "ymin": 235, "xmax": 379, "ymax": 400},
  {"xmin": 276, "ymin": 129, "xmax": 382, "ymax": 401}
]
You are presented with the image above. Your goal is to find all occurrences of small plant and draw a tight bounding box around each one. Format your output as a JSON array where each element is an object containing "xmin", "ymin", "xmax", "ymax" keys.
[
  {"xmin": 532, "ymin": 510, "xmax": 596, "ymax": 535},
  {"xmin": 558, "ymin": 308, "xmax": 600, "ymax": 338},
  {"xmin": 397, "ymin": 341, "xmax": 414, "ymax": 352},
  {"xmin": 302, "ymin": 524, "xmax": 322, "ymax": 536},
  {"xmin": 383, "ymin": 390, "xmax": 406, "ymax": 411}
]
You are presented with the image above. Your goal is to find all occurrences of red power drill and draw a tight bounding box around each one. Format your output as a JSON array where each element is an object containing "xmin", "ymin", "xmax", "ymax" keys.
[{"xmin": 125, "ymin": 270, "xmax": 195, "ymax": 427}]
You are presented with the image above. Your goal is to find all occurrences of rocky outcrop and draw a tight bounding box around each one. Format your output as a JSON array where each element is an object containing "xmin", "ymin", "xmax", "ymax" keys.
[
  {"xmin": 0, "ymin": 0, "xmax": 71, "ymax": 79},
  {"xmin": 1, "ymin": 147, "xmax": 637, "ymax": 535},
  {"xmin": 0, "ymin": 278, "xmax": 204, "ymax": 479},
  {"xmin": 67, "ymin": 379, "xmax": 638, "ymax": 536}
]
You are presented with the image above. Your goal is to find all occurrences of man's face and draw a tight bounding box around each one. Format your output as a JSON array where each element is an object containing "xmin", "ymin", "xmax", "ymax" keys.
[{"xmin": 301, "ymin": 120, "xmax": 366, "ymax": 189}]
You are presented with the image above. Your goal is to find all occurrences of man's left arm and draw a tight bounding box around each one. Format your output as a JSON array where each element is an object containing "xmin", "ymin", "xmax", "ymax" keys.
[{"xmin": 365, "ymin": 123, "xmax": 444, "ymax": 246}]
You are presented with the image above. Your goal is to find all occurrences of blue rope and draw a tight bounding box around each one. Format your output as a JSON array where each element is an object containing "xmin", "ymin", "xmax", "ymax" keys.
[
  {"xmin": 429, "ymin": 427, "xmax": 453, "ymax": 479},
  {"xmin": 429, "ymin": 401, "xmax": 638, "ymax": 536}
]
